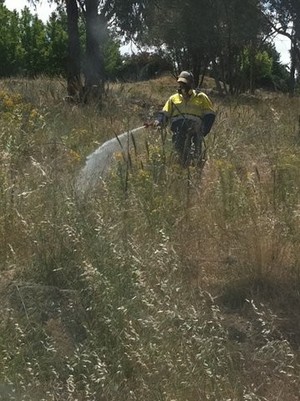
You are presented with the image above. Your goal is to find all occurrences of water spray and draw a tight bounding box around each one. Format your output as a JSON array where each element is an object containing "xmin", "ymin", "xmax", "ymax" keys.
[{"xmin": 76, "ymin": 124, "xmax": 148, "ymax": 194}]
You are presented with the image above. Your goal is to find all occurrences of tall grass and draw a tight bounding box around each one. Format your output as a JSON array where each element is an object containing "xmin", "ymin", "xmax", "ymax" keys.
[{"xmin": 0, "ymin": 77, "xmax": 300, "ymax": 400}]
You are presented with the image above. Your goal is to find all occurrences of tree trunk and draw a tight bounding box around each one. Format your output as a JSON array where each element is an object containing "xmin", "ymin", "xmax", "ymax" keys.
[
  {"xmin": 249, "ymin": 43, "xmax": 255, "ymax": 94},
  {"xmin": 66, "ymin": 0, "xmax": 83, "ymax": 101},
  {"xmin": 212, "ymin": 59, "xmax": 225, "ymax": 95},
  {"xmin": 84, "ymin": 0, "xmax": 105, "ymax": 103},
  {"xmin": 289, "ymin": 35, "xmax": 297, "ymax": 96}
]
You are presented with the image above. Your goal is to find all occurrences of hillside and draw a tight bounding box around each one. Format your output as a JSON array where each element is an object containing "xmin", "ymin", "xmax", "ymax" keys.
[{"xmin": 0, "ymin": 75, "xmax": 300, "ymax": 400}]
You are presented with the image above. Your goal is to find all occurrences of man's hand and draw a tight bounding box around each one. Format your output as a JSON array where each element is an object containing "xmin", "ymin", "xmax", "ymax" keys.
[
  {"xmin": 144, "ymin": 120, "xmax": 161, "ymax": 129},
  {"xmin": 145, "ymin": 111, "xmax": 166, "ymax": 129}
]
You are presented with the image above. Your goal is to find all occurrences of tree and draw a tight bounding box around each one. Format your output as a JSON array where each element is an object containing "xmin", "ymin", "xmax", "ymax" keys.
[
  {"xmin": 28, "ymin": 0, "xmax": 104, "ymax": 101},
  {"xmin": 103, "ymin": 35, "xmax": 123, "ymax": 81},
  {"xmin": 65, "ymin": 0, "xmax": 83, "ymax": 98},
  {"xmin": 0, "ymin": 2, "xmax": 70, "ymax": 78},
  {"xmin": 19, "ymin": 7, "xmax": 48, "ymax": 76},
  {"xmin": 0, "ymin": 4, "xmax": 22, "ymax": 76},
  {"xmin": 83, "ymin": 0, "xmax": 106, "ymax": 101},
  {"xmin": 139, "ymin": 0, "xmax": 216, "ymax": 86},
  {"xmin": 45, "ymin": 11, "xmax": 68, "ymax": 76},
  {"xmin": 28, "ymin": 0, "xmax": 127, "ymax": 101},
  {"xmin": 121, "ymin": 0, "xmax": 268, "ymax": 93},
  {"xmin": 17, "ymin": 0, "xmax": 293, "ymax": 96},
  {"xmin": 262, "ymin": 0, "xmax": 300, "ymax": 94}
]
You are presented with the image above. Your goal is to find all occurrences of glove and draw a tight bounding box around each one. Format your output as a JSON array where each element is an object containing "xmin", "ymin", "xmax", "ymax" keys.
[{"xmin": 155, "ymin": 111, "xmax": 167, "ymax": 128}]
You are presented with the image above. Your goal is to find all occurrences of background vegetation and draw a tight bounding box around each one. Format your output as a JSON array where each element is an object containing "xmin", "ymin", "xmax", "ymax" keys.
[
  {"xmin": 0, "ymin": 74, "xmax": 300, "ymax": 400},
  {"xmin": 1, "ymin": 0, "xmax": 299, "ymax": 96}
]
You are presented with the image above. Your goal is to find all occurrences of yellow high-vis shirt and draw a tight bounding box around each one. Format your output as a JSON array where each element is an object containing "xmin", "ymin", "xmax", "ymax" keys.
[{"xmin": 162, "ymin": 90, "xmax": 215, "ymax": 123}]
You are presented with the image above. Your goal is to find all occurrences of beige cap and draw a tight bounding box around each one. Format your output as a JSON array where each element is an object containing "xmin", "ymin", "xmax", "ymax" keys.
[{"xmin": 177, "ymin": 71, "xmax": 194, "ymax": 85}]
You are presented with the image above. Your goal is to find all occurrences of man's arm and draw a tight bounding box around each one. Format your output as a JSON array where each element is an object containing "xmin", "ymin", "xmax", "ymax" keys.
[
  {"xmin": 196, "ymin": 92, "xmax": 216, "ymax": 136},
  {"xmin": 154, "ymin": 97, "xmax": 173, "ymax": 127},
  {"xmin": 202, "ymin": 113, "xmax": 216, "ymax": 136}
]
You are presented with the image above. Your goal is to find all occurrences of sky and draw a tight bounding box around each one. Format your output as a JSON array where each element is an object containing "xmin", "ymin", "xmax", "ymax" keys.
[
  {"xmin": 274, "ymin": 34, "xmax": 291, "ymax": 65},
  {"xmin": 4, "ymin": 0, "xmax": 291, "ymax": 65},
  {"xmin": 5, "ymin": 0, "xmax": 56, "ymax": 22}
]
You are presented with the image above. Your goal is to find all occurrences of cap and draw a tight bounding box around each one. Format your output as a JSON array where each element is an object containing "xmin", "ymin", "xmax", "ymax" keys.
[{"xmin": 177, "ymin": 71, "xmax": 194, "ymax": 85}]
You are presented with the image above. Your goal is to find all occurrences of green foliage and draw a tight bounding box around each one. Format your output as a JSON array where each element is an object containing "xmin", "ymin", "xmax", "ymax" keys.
[
  {"xmin": 19, "ymin": 8, "xmax": 49, "ymax": 76},
  {"xmin": 119, "ymin": 51, "xmax": 173, "ymax": 81},
  {"xmin": 0, "ymin": 4, "xmax": 66, "ymax": 77},
  {"xmin": 255, "ymin": 51, "xmax": 273, "ymax": 78},
  {"xmin": 0, "ymin": 0, "xmax": 292, "ymax": 94},
  {"xmin": 241, "ymin": 47, "xmax": 273, "ymax": 89},
  {"xmin": 0, "ymin": 5, "xmax": 23, "ymax": 76},
  {"xmin": 103, "ymin": 37, "xmax": 123, "ymax": 80},
  {"xmin": 45, "ymin": 11, "xmax": 68, "ymax": 76},
  {"xmin": 129, "ymin": 0, "xmax": 275, "ymax": 91}
]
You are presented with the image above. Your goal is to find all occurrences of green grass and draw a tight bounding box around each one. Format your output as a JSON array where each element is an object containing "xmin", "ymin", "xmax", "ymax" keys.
[{"xmin": 0, "ymin": 76, "xmax": 300, "ymax": 400}]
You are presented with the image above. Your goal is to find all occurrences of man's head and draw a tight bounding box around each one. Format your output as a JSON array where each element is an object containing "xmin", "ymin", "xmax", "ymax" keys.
[
  {"xmin": 177, "ymin": 71, "xmax": 194, "ymax": 96},
  {"xmin": 177, "ymin": 71, "xmax": 194, "ymax": 87}
]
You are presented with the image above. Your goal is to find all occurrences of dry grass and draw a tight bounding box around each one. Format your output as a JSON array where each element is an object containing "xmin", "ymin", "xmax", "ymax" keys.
[{"xmin": 0, "ymin": 75, "xmax": 300, "ymax": 400}]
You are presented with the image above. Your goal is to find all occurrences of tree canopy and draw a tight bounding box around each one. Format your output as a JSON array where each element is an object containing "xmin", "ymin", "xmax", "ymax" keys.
[{"xmin": 1, "ymin": 0, "xmax": 297, "ymax": 96}]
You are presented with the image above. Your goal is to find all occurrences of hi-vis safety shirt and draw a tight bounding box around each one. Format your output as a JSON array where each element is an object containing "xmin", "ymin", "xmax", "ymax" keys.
[{"xmin": 161, "ymin": 89, "xmax": 215, "ymax": 130}]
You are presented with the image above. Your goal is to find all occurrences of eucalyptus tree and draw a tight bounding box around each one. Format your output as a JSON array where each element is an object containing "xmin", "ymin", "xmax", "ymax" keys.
[
  {"xmin": 211, "ymin": 0, "xmax": 269, "ymax": 93},
  {"xmin": 27, "ymin": 0, "xmax": 143, "ymax": 101},
  {"xmin": 262, "ymin": 0, "xmax": 300, "ymax": 94},
  {"xmin": 125, "ymin": 0, "xmax": 268, "ymax": 93},
  {"xmin": 65, "ymin": 0, "xmax": 82, "ymax": 98},
  {"xmin": 130, "ymin": 0, "xmax": 217, "ymax": 87},
  {"xmin": 25, "ymin": 0, "xmax": 99, "ymax": 101},
  {"xmin": 83, "ymin": 0, "xmax": 106, "ymax": 101},
  {"xmin": 25, "ymin": 0, "xmax": 279, "ymax": 96}
]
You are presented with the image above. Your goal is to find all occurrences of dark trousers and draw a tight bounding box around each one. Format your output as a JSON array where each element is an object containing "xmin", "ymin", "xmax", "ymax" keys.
[{"xmin": 171, "ymin": 119, "xmax": 202, "ymax": 157}]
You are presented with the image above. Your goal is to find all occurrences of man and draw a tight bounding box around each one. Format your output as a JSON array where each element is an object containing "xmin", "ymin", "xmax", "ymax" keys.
[{"xmin": 155, "ymin": 71, "xmax": 216, "ymax": 164}]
